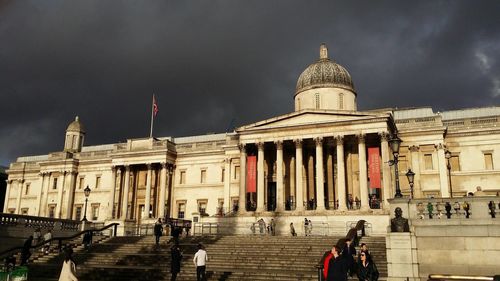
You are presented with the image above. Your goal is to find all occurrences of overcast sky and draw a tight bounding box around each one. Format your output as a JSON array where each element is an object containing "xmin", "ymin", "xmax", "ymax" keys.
[{"xmin": 1, "ymin": 0, "xmax": 499, "ymax": 166}]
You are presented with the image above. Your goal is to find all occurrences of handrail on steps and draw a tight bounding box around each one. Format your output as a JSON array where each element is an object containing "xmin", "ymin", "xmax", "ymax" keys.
[
  {"xmin": 0, "ymin": 223, "xmax": 119, "ymax": 259},
  {"xmin": 315, "ymin": 220, "xmax": 366, "ymax": 281},
  {"xmin": 428, "ymin": 274, "xmax": 500, "ymax": 281}
]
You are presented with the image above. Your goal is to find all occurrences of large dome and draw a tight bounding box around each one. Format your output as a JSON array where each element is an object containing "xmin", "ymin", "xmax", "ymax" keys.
[{"xmin": 295, "ymin": 44, "xmax": 355, "ymax": 96}]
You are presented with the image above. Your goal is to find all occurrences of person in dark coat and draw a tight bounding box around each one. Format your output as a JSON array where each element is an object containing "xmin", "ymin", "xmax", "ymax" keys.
[
  {"xmin": 83, "ymin": 231, "xmax": 92, "ymax": 251},
  {"xmin": 154, "ymin": 218, "xmax": 163, "ymax": 245},
  {"xmin": 20, "ymin": 236, "xmax": 33, "ymax": 265},
  {"xmin": 357, "ymin": 251, "xmax": 379, "ymax": 281},
  {"xmin": 342, "ymin": 238, "xmax": 356, "ymax": 276},
  {"xmin": 326, "ymin": 245, "xmax": 348, "ymax": 281},
  {"xmin": 172, "ymin": 226, "xmax": 181, "ymax": 245},
  {"xmin": 170, "ymin": 242, "xmax": 183, "ymax": 281}
]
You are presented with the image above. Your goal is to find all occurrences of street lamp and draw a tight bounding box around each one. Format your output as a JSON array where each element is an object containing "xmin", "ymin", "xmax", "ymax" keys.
[
  {"xmin": 388, "ymin": 134, "xmax": 403, "ymax": 198},
  {"xmin": 82, "ymin": 185, "xmax": 91, "ymax": 222},
  {"xmin": 445, "ymin": 149, "xmax": 453, "ymax": 198},
  {"xmin": 406, "ymin": 169, "xmax": 415, "ymax": 199}
]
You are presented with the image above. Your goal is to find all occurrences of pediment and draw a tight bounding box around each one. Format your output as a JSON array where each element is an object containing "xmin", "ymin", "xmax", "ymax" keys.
[{"xmin": 238, "ymin": 110, "xmax": 390, "ymax": 132}]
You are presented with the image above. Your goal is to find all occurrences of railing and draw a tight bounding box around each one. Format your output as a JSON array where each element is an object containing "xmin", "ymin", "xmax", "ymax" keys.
[
  {"xmin": 0, "ymin": 223, "xmax": 119, "ymax": 259},
  {"xmin": 404, "ymin": 197, "xmax": 500, "ymax": 220},
  {"xmin": 0, "ymin": 213, "xmax": 81, "ymax": 231},
  {"xmin": 192, "ymin": 222, "xmax": 219, "ymax": 235},
  {"xmin": 428, "ymin": 274, "xmax": 500, "ymax": 281},
  {"xmin": 315, "ymin": 220, "xmax": 366, "ymax": 281}
]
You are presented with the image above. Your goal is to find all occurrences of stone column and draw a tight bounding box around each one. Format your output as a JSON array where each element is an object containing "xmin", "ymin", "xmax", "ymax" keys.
[
  {"xmin": 143, "ymin": 164, "xmax": 153, "ymax": 219},
  {"xmin": 409, "ymin": 146, "xmax": 422, "ymax": 198},
  {"xmin": 15, "ymin": 180, "xmax": 23, "ymax": 214},
  {"xmin": 121, "ymin": 165, "xmax": 131, "ymax": 219},
  {"xmin": 3, "ymin": 180, "xmax": 12, "ymax": 213},
  {"xmin": 326, "ymin": 149, "xmax": 334, "ymax": 209},
  {"xmin": 56, "ymin": 172, "xmax": 66, "ymax": 218},
  {"xmin": 224, "ymin": 158, "xmax": 231, "ymax": 213},
  {"xmin": 380, "ymin": 133, "xmax": 392, "ymax": 208},
  {"xmin": 42, "ymin": 173, "xmax": 51, "ymax": 216},
  {"xmin": 107, "ymin": 166, "xmax": 117, "ymax": 219},
  {"xmin": 276, "ymin": 140, "xmax": 284, "ymax": 212},
  {"xmin": 158, "ymin": 163, "xmax": 167, "ymax": 219},
  {"xmin": 437, "ymin": 144, "xmax": 450, "ymax": 197},
  {"xmin": 238, "ymin": 145, "xmax": 247, "ymax": 213},
  {"xmin": 257, "ymin": 142, "xmax": 265, "ymax": 212},
  {"xmin": 295, "ymin": 139, "xmax": 304, "ymax": 212},
  {"xmin": 65, "ymin": 171, "xmax": 77, "ymax": 219},
  {"xmin": 358, "ymin": 134, "xmax": 369, "ymax": 211},
  {"xmin": 315, "ymin": 137, "xmax": 325, "ymax": 211},
  {"xmin": 37, "ymin": 173, "xmax": 46, "ymax": 216},
  {"xmin": 336, "ymin": 136, "xmax": 347, "ymax": 211}
]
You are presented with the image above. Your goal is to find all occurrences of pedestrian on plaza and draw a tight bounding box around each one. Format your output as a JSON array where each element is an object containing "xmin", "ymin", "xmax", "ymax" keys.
[
  {"xmin": 304, "ymin": 218, "xmax": 309, "ymax": 236},
  {"xmin": 445, "ymin": 202, "xmax": 452, "ymax": 219},
  {"xmin": 58, "ymin": 247, "xmax": 78, "ymax": 281},
  {"xmin": 463, "ymin": 201, "xmax": 471, "ymax": 218},
  {"xmin": 193, "ymin": 243, "xmax": 208, "ymax": 281},
  {"xmin": 290, "ymin": 223, "xmax": 297, "ymax": 236},
  {"xmin": 453, "ymin": 201, "xmax": 461, "ymax": 216},
  {"xmin": 325, "ymin": 245, "xmax": 348, "ymax": 281},
  {"xmin": 43, "ymin": 229, "xmax": 53, "ymax": 254},
  {"xmin": 488, "ymin": 201, "xmax": 496, "ymax": 218},
  {"xmin": 348, "ymin": 194, "xmax": 354, "ymax": 210},
  {"xmin": 250, "ymin": 223, "xmax": 256, "ymax": 234},
  {"xmin": 357, "ymin": 243, "xmax": 370, "ymax": 262},
  {"xmin": 355, "ymin": 197, "xmax": 361, "ymax": 209},
  {"xmin": 436, "ymin": 202, "xmax": 444, "ymax": 219},
  {"xmin": 20, "ymin": 236, "xmax": 33, "ymax": 265},
  {"xmin": 270, "ymin": 219, "xmax": 276, "ymax": 236},
  {"xmin": 170, "ymin": 242, "xmax": 182, "ymax": 281},
  {"xmin": 342, "ymin": 238, "xmax": 356, "ymax": 276},
  {"xmin": 33, "ymin": 227, "xmax": 42, "ymax": 246},
  {"xmin": 154, "ymin": 218, "xmax": 163, "ymax": 245},
  {"xmin": 258, "ymin": 218, "xmax": 265, "ymax": 234},
  {"xmin": 82, "ymin": 231, "xmax": 92, "ymax": 251},
  {"xmin": 307, "ymin": 220, "xmax": 313, "ymax": 236},
  {"xmin": 172, "ymin": 226, "xmax": 181, "ymax": 245},
  {"xmin": 356, "ymin": 251, "xmax": 379, "ymax": 281}
]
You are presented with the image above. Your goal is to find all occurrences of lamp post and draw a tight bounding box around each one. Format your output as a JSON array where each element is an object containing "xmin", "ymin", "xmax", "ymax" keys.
[
  {"xmin": 445, "ymin": 149, "xmax": 453, "ymax": 198},
  {"xmin": 82, "ymin": 185, "xmax": 91, "ymax": 222},
  {"xmin": 406, "ymin": 169, "xmax": 415, "ymax": 199},
  {"xmin": 388, "ymin": 134, "xmax": 403, "ymax": 198}
]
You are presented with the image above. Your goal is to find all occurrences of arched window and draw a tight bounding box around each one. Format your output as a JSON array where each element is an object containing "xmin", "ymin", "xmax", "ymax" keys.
[
  {"xmin": 315, "ymin": 93, "xmax": 320, "ymax": 109},
  {"xmin": 339, "ymin": 93, "xmax": 344, "ymax": 109}
]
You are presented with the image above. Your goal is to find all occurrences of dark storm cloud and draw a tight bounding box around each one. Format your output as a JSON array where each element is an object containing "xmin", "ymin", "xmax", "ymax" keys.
[{"xmin": 1, "ymin": 0, "xmax": 499, "ymax": 165}]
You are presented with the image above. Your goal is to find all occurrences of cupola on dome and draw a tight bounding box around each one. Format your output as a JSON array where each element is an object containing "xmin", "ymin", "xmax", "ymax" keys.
[
  {"xmin": 295, "ymin": 43, "xmax": 355, "ymax": 96},
  {"xmin": 66, "ymin": 116, "xmax": 85, "ymax": 133}
]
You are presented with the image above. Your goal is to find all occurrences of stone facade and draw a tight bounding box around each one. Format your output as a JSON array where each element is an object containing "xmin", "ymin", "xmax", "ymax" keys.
[{"xmin": 3, "ymin": 44, "xmax": 500, "ymax": 231}]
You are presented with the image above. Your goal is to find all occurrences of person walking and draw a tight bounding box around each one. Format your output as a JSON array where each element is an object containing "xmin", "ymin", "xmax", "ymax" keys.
[
  {"xmin": 342, "ymin": 238, "xmax": 356, "ymax": 276},
  {"xmin": 357, "ymin": 251, "xmax": 379, "ymax": 281},
  {"xmin": 290, "ymin": 223, "xmax": 297, "ymax": 236},
  {"xmin": 270, "ymin": 219, "xmax": 276, "ymax": 236},
  {"xmin": 43, "ymin": 229, "xmax": 53, "ymax": 254},
  {"xmin": 307, "ymin": 220, "xmax": 313, "ymax": 236},
  {"xmin": 304, "ymin": 218, "xmax": 309, "ymax": 236},
  {"xmin": 33, "ymin": 227, "xmax": 42, "ymax": 246},
  {"xmin": 170, "ymin": 242, "xmax": 182, "ymax": 281},
  {"xmin": 154, "ymin": 218, "xmax": 163, "ymax": 245},
  {"xmin": 193, "ymin": 243, "xmax": 208, "ymax": 281},
  {"xmin": 58, "ymin": 247, "xmax": 78, "ymax": 281},
  {"xmin": 20, "ymin": 236, "xmax": 33, "ymax": 265}
]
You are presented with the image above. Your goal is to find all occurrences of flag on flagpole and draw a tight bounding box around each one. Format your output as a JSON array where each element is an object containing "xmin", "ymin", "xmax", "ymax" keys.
[{"xmin": 153, "ymin": 94, "xmax": 159, "ymax": 117}]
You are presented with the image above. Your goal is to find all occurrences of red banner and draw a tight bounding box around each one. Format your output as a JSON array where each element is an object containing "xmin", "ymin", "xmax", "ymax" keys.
[
  {"xmin": 368, "ymin": 147, "xmax": 381, "ymax": 189},
  {"xmin": 246, "ymin": 156, "xmax": 257, "ymax": 193}
]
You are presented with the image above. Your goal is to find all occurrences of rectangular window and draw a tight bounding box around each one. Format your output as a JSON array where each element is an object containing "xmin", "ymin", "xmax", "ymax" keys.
[
  {"xmin": 8, "ymin": 208, "xmax": 15, "ymax": 214},
  {"xmin": 21, "ymin": 208, "xmax": 28, "ymax": 215},
  {"xmin": 74, "ymin": 205, "xmax": 83, "ymax": 221},
  {"xmin": 234, "ymin": 166, "xmax": 240, "ymax": 180},
  {"xmin": 52, "ymin": 178, "xmax": 58, "ymax": 190},
  {"xmin": 78, "ymin": 177, "xmax": 84, "ymax": 189},
  {"xmin": 198, "ymin": 200, "xmax": 207, "ymax": 215},
  {"xmin": 424, "ymin": 154, "xmax": 433, "ymax": 170},
  {"xmin": 177, "ymin": 202, "xmax": 186, "ymax": 219},
  {"xmin": 201, "ymin": 169, "xmax": 207, "ymax": 183},
  {"xmin": 91, "ymin": 204, "xmax": 100, "ymax": 221},
  {"xmin": 485, "ymin": 153, "xmax": 494, "ymax": 170},
  {"xmin": 95, "ymin": 176, "xmax": 101, "ymax": 189},
  {"xmin": 48, "ymin": 205, "xmax": 56, "ymax": 218},
  {"xmin": 24, "ymin": 183, "xmax": 30, "ymax": 195},
  {"xmin": 450, "ymin": 155, "xmax": 460, "ymax": 171},
  {"xmin": 180, "ymin": 171, "xmax": 186, "ymax": 184},
  {"xmin": 221, "ymin": 168, "xmax": 225, "ymax": 182}
]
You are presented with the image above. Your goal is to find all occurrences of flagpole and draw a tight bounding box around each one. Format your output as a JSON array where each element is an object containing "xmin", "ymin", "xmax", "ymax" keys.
[{"xmin": 149, "ymin": 95, "xmax": 154, "ymax": 138}]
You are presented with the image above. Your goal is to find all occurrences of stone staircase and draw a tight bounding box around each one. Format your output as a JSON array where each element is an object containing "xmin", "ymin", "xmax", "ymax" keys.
[{"xmin": 26, "ymin": 234, "xmax": 387, "ymax": 281}]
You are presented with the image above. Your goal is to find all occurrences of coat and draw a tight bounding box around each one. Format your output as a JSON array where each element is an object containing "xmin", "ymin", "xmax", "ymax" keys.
[
  {"xmin": 171, "ymin": 246, "xmax": 182, "ymax": 273},
  {"xmin": 357, "ymin": 261, "xmax": 379, "ymax": 281},
  {"xmin": 154, "ymin": 223, "xmax": 163, "ymax": 236},
  {"xmin": 326, "ymin": 255, "xmax": 348, "ymax": 281},
  {"xmin": 58, "ymin": 259, "xmax": 78, "ymax": 281}
]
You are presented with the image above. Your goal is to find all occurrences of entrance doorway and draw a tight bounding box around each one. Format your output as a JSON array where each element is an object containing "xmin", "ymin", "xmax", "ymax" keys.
[{"xmin": 267, "ymin": 182, "xmax": 276, "ymax": 211}]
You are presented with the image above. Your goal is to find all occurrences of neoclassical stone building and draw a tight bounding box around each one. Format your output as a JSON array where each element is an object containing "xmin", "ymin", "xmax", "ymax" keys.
[{"xmin": 4, "ymin": 44, "xmax": 500, "ymax": 232}]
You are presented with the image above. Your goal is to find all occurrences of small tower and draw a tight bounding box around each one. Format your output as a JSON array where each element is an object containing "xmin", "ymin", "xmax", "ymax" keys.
[{"xmin": 64, "ymin": 116, "xmax": 85, "ymax": 152}]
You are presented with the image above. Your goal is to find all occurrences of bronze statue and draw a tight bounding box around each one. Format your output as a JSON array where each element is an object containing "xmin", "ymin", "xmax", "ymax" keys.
[{"xmin": 391, "ymin": 207, "xmax": 410, "ymax": 232}]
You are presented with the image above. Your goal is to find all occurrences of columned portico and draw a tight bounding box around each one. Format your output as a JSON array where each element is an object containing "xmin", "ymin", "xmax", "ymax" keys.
[
  {"xmin": 336, "ymin": 136, "xmax": 347, "ymax": 211},
  {"xmin": 314, "ymin": 137, "xmax": 325, "ymax": 211},
  {"xmin": 294, "ymin": 140, "xmax": 304, "ymax": 212},
  {"xmin": 256, "ymin": 142, "xmax": 265, "ymax": 212},
  {"xmin": 358, "ymin": 134, "xmax": 369, "ymax": 211}
]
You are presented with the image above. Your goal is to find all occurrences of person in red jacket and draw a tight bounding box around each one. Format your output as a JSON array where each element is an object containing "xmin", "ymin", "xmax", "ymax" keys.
[{"xmin": 323, "ymin": 245, "xmax": 348, "ymax": 281}]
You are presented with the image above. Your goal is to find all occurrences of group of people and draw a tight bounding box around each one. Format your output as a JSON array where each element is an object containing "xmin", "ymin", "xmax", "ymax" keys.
[
  {"xmin": 323, "ymin": 239, "xmax": 379, "ymax": 281},
  {"xmin": 251, "ymin": 218, "xmax": 276, "ymax": 235},
  {"xmin": 288, "ymin": 218, "xmax": 313, "ymax": 236}
]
